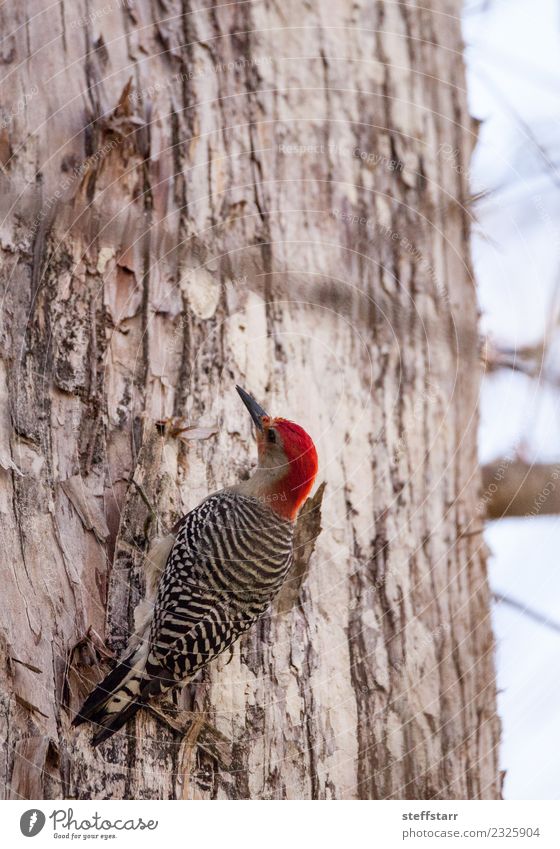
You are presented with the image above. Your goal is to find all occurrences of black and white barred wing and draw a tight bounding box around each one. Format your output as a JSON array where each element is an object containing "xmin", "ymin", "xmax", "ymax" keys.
[
  {"xmin": 144, "ymin": 492, "xmax": 294, "ymax": 693},
  {"xmin": 72, "ymin": 494, "xmax": 220, "ymax": 743},
  {"xmin": 73, "ymin": 491, "xmax": 293, "ymax": 744}
]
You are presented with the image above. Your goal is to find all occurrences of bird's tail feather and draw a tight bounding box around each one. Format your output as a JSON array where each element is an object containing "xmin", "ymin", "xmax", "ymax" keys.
[{"xmin": 72, "ymin": 646, "xmax": 148, "ymax": 746}]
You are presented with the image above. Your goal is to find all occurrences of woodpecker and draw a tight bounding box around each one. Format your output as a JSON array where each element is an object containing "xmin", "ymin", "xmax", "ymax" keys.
[{"xmin": 73, "ymin": 386, "xmax": 318, "ymax": 745}]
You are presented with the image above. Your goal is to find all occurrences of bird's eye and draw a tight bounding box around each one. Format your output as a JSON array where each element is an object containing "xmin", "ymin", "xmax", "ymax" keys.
[{"xmin": 267, "ymin": 428, "xmax": 276, "ymax": 443}]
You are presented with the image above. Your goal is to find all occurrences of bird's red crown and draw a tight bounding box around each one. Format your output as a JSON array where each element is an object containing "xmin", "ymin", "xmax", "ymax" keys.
[
  {"xmin": 235, "ymin": 386, "xmax": 318, "ymax": 520},
  {"xmin": 260, "ymin": 416, "xmax": 318, "ymax": 520}
]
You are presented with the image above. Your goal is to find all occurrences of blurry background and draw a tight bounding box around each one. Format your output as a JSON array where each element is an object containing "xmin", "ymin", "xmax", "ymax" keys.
[{"xmin": 465, "ymin": 0, "xmax": 560, "ymax": 799}]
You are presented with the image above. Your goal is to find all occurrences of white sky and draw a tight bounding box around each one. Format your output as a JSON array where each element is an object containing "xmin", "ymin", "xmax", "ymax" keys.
[{"xmin": 464, "ymin": 0, "xmax": 560, "ymax": 799}]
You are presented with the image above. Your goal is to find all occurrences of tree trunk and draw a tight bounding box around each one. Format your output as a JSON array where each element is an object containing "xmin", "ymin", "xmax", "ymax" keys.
[{"xmin": 0, "ymin": 0, "xmax": 500, "ymax": 799}]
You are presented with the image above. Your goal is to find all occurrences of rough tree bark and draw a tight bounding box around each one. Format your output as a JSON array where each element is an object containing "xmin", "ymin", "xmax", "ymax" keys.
[{"xmin": 0, "ymin": 0, "xmax": 500, "ymax": 799}]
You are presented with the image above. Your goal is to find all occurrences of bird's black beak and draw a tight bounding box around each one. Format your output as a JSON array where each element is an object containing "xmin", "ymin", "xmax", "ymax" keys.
[{"xmin": 236, "ymin": 385, "xmax": 268, "ymax": 432}]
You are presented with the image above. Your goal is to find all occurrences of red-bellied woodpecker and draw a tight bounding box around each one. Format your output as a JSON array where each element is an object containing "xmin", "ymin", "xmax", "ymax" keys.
[{"xmin": 73, "ymin": 386, "xmax": 318, "ymax": 745}]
